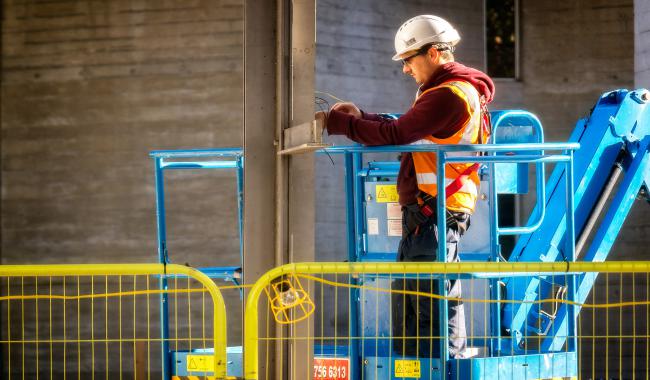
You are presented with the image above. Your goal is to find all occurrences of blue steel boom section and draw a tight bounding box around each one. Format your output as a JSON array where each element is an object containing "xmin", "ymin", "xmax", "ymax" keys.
[{"xmin": 503, "ymin": 89, "xmax": 650, "ymax": 353}]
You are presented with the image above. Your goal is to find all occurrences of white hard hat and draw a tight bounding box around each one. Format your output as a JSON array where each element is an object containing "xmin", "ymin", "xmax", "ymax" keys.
[{"xmin": 392, "ymin": 15, "xmax": 461, "ymax": 61}]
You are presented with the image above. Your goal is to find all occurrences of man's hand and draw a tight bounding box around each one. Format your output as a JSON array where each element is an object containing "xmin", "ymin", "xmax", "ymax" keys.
[{"xmin": 331, "ymin": 102, "xmax": 361, "ymax": 118}]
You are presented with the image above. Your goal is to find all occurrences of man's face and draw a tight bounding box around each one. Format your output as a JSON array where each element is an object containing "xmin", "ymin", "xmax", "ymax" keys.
[{"xmin": 401, "ymin": 47, "xmax": 439, "ymax": 85}]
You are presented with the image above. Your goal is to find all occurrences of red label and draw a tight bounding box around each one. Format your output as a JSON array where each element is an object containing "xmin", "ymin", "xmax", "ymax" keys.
[{"xmin": 313, "ymin": 357, "xmax": 350, "ymax": 380}]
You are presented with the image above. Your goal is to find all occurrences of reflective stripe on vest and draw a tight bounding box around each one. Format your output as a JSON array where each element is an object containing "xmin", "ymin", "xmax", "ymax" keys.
[{"xmin": 411, "ymin": 80, "xmax": 484, "ymax": 214}]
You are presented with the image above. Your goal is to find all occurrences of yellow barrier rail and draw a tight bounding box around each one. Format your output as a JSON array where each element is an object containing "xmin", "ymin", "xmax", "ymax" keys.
[
  {"xmin": 243, "ymin": 261, "xmax": 650, "ymax": 380},
  {"xmin": 0, "ymin": 263, "xmax": 228, "ymax": 379}
]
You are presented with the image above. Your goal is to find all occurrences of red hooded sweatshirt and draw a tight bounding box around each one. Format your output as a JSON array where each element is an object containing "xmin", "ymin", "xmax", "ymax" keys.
[{"xmin": 326, "ymin": 62, "xmax": 495, "ymax": 206}]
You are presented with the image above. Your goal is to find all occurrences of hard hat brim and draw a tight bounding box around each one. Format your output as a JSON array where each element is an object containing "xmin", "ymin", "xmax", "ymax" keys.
[{"xmin": 391, "ymin": 35, "xmax": 460, "ymax": 61}]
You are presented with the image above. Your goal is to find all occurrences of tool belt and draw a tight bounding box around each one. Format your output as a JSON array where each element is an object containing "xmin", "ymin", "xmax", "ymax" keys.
[{"xmin": 403, "ymin": 192, "xmax": 470, "ymax": 237}]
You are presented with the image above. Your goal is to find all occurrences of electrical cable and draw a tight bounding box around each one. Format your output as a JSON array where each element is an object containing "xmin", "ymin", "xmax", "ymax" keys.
[
  {"xmin": 315, "ymin": 96, "xmax": 335, "ymax": 165},
  {"xmin": 315, "ymin": 90, "xmax": 346, "ymax": 103}
]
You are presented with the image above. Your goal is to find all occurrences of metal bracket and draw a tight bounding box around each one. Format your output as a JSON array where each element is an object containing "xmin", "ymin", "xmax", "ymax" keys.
[{"xmin": 278, "ymin": 119, "xmax": 331, "ymax": 155}]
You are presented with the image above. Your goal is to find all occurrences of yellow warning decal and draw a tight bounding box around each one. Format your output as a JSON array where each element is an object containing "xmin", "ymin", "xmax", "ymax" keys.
[
  {"xmin": 376, "ymin": 184, "xmax": 399, "ymax": 203},
  {"xmin": 394, "ymin": 359, "xmax": 421, "ymax": 378},
  {"xmin": 186, "ymin": 354, "xmax": 215, "ymax": 373}
]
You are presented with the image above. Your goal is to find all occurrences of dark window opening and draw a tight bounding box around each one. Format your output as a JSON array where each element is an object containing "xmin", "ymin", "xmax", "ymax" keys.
[{"xmin": 486, "ymin": 0, "xmax": 517, "ymax": 78}]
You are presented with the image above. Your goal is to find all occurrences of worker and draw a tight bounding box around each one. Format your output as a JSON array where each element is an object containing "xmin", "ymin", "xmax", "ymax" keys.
[{"xmin": 316, "ymin": 15, "xmax": 494, "ymax": 359}]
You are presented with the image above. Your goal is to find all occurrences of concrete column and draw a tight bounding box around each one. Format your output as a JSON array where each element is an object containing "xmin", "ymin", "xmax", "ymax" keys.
[
  {"xmin": 244, "ymin": 0, "xmax": 278, "ymax": 377},
  {"xmin": 245, "ymin": 0, "xmax": 316, "ymax": 378},
  {"xmin": 287, "ymin": 1, "xmax": 316, "ymax": 378},
  {"xmin": 243, "ymin": 0, "xmax": 277, "ymax": 292},
  {"xmin": 288, "ymin": 4, "xmax": 316, "ymax": 261}
]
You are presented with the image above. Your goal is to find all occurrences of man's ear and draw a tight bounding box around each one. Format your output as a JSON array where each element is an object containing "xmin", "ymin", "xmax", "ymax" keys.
[{"xmin": 428, "ymin": 48, "xmax": 440, "ymax": 63}]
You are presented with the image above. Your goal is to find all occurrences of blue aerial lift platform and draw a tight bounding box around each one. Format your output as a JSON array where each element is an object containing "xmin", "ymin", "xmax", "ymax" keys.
[
  {"xmin": 316, "ymin": 88, "xmax": 650, "ymax": 380},
  {"xmin": 149, "ymin": 148, "xmax": 245, "ymax": 379},
  {"xmin": 147, "ymin": 88, "xmax": 649, "ymax": 380}
]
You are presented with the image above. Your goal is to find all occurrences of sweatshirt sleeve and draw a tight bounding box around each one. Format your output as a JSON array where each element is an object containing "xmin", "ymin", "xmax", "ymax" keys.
[
  {"xmin": 326, "ymin": 87, "xmax": 470, "ymax": 146},
  {"xmin": 359, "ymin": 110, "xmax": 386, "ymax": 122}
]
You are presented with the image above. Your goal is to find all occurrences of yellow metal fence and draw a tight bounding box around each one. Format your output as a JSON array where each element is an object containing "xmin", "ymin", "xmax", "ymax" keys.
[
  {"xmin": 244, "ymin": 261, "xmax": 650, "ymax": 380},
  {"xmin": 2, "ymin": 262, "xmax": 650, "ymax": 379},
  {"xmin": 0, "ymin": 264, "xmax": 227, "ymax": 379}
]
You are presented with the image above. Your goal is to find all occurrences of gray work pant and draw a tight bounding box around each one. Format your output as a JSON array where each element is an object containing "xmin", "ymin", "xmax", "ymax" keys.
[{"xmin": 392, "ymin": 209, "xmax": 467, "ymax": 358}]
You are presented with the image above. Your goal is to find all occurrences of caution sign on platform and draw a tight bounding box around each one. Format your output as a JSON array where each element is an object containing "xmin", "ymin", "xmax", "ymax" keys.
[
  {"xmin": 186, "ymin": 354, "xmax": 214, "ymax": 373},
  {"xmin": 394, "ymin": 359, "xmax": 421, "ymax": 378},
  {"xmin": 375, "ymin": 184, "xmax": 399, "ymax": 203}
]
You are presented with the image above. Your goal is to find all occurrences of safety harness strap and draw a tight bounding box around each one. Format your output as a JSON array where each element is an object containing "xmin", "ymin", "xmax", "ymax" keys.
[
  {"xmin": 444, "ymin": 162, "xmax": 480, "ymax": 199},
  {"xmin": 404, "ymin": 191, "xmax": 471, "ymax": 237}
]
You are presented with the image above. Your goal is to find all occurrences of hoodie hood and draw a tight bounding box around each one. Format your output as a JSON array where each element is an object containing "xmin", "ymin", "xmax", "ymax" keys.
[{"xmin": 423, "ymin": 62, "xmax": 495, "ymax": 103}]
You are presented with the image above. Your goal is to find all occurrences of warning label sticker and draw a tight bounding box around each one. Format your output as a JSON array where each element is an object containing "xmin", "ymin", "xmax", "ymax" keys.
[
  {"xmin": 394, "ymin": 359, "xmax": 421, "ymax": 378},
  {"xmin": 186, "ymin": 354, "xmax": 214, "ymax": 373},
  {"xmin": 386, "ymin": 202, "xmax": 401, "ymax": 220},
  {"xmin": 367, "ymin": 218, "xmax": 379, "ymax": 235},
  {"xmin": 387, "ymin": 219, "xmax": 402, "ymax": 237},
  {"xmin": 375, "ymin": 185, "xmax": 399, "ymax": 203}
]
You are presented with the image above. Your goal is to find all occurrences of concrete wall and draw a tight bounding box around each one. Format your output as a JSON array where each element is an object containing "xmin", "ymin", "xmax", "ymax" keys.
[
  {"xmin": 636, "ymin": 0, "xmax": 650, "ymax": 87},
  {"xmin": 521, "ymin": 0, "xmax": 634, "ymax": 140},
  {"xmin": 1, "ymin": 0, "xmax": 245, "ymax": 356},
  {"xmin": 1, "ymin": 0, "xmax": 243, "ymax": 265},
  {"xmin": 520, "ymin": 0, "xmax": 645, "ymax": 260}
]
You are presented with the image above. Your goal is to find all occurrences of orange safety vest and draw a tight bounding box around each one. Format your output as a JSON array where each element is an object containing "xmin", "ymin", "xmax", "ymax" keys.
[{"xmin": 411, "ymin": 80, "xmax": 490, "ymax": 214}]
